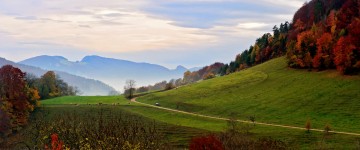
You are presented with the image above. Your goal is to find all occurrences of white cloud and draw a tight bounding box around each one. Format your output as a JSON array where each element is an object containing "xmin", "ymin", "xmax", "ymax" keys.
[
  {"xmin": 0, "ymin": 6, "xmax": 216, "ymax": 53},
  {"xmin": 0, "ymin": 0, "xmax": 307, "ymax": 67},
  {"xmin": 237, "ymin": 22, "xmax": 268, "ymax": 29},
  {"xmin": 262, "ymin": 0, "xmax": 305, "ymax": 8}
]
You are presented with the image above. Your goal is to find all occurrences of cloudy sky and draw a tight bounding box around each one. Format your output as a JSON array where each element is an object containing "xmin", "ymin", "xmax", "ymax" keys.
[{"xmin": 0, "ymin": 0, "xmax": 305, "ymax": 68}]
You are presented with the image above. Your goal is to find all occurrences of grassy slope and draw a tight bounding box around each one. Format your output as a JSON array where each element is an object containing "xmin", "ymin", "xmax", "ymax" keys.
[{"xmin": 138, "ymin": 57, "xmax": 360, "ymax": 133}]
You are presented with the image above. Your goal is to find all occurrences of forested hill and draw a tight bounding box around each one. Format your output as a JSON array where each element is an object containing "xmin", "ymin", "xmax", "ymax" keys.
[
  {"xmin": 220, "ymin": 0, "xmax": 359, "ymax": 75},
  {"xmin": 0, "ymin": 58, "xmax": 116, "ymax": 96}
]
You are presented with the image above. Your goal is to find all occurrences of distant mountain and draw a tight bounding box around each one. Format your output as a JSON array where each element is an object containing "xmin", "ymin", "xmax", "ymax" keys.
[
  {"xmin": 0, "ymin": 57, "xmax": 116, "ymax": 96},
  {"xmin": 20, "ymin": 55, "xmax": 192, "ymax": 90},
  {"xmin": 188, "ymin": 67, "xmax": 202, "ymax": 72}
]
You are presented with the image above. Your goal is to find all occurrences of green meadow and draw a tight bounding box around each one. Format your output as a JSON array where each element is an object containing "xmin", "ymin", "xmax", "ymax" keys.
[{"xmin": 138, "ymin": 57, "xmax": 360, "ymax": 133}]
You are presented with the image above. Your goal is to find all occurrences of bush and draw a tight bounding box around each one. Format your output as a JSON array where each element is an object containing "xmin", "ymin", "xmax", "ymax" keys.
[
  {"xmin": 189, "ymin": 135, "xmax": 223, "ymax": 150},
  {"xmin": 203, "ymin": 73, "xmax": 216, "ymax": 80}
]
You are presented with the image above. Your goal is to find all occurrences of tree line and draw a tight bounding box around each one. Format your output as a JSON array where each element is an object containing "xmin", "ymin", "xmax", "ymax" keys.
[
  {"xmin": 129, "ymin": 63, "xmax": 224, "ymax": 96},
  {"xmin": 219, "ymin": 22, "xmax": 290, "ymax": 75},
  {"xmin": 0, "ymin": 65, "xmax": 78, "ymax": 140}
]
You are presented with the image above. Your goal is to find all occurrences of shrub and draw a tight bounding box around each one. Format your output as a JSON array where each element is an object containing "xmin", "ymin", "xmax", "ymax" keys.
[{"xmin": 189, "ymin": 135, "xmax": 223, "ymax": 150}]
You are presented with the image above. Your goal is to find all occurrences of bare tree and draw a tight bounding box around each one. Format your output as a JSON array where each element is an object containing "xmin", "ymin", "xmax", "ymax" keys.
[{"xmin": 124, "ymin": 80, "xmax": 136, "ymax": 99}]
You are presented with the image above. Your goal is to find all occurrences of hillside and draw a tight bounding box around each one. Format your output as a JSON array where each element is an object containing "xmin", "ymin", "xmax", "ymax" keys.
[
  {"xmin": 0, "ymin": 57, "xmax": 116, "ymax": 95},
  {"xmin": 20, "ymin": 55, "xmax": 193, "ymax": 90},
  {"xmin": 138, "ymin": 57, "xmax": 360, "ymax": 133}
]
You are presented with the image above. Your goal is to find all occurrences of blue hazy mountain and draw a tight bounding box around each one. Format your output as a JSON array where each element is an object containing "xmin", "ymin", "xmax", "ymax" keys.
[
  {"xmin": 20, "ymin": 55, "xmax": 194, "ymax": 90},
  {"xmin": 0, "ymin": 57, "xmax": 116, "ymax": 96}
]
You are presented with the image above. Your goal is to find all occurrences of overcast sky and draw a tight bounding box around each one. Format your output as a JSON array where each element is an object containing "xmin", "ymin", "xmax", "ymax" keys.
[{"xmin": 0, "ymin": 0, "xmax": 306, "ymax": 68}]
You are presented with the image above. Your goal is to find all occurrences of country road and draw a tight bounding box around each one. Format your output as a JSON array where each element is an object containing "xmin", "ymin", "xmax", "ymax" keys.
[{"xmin": 131, "ymin": 98, "xmax": 360, "ymax": 136}]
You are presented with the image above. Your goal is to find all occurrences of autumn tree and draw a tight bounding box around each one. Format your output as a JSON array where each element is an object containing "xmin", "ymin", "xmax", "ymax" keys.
[
  {"xmin": 38, "ymin": 71, "xmax": 59, "ymax": 99},
  {"xmin": 203, "ymin": 73, "xmax": 216, "ymax": 80},
  {"xmin": 333, "ymin": 36, "xmax": 357, "ymax": 74},
  {"xmin": 313, "ymin": 33, "xmax": 334, "ymax": 69},
  {"xmin": 0, "ymin": 65, "xmax": 39, "ymax": 137},
  {"xmin": 183, "ymin": 71, "xmax": 193, "ymax": 83},
  {"xmin": 124, "ymin": 80, "xmax": 136, "ymax": 99},
  {"xmin": 32, "ymin": 71, "xmax": 78, "ymax": 99}
]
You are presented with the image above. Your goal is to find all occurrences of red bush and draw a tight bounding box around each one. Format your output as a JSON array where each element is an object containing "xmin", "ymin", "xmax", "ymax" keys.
[
  {"xmin": 45, "ymin": 133, "xmax": 64, "ymax": 150},
  {"xmin": 189, "ymin": 135, "xmax": 224, "ymax": 150}
]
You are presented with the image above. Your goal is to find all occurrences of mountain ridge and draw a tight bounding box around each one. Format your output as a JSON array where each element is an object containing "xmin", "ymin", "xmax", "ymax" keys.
[{"xmin": 19, "ymin": 55, "xmax": 198, "ymax": 90}]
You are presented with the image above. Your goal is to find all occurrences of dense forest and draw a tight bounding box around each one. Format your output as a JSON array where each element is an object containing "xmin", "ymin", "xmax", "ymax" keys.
[
  {"xmin": 0, "ymin": 65, "xmax": 78, "ymax": 141},
  {"xmin": 220, "ymin": 0, "xmax": 360, "ymax": 75}
]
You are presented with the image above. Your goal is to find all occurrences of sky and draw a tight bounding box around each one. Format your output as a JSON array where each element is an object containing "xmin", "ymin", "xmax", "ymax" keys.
[{"xmin": 0, "ymin": 0, "xmax": 306, "ymax": 69}]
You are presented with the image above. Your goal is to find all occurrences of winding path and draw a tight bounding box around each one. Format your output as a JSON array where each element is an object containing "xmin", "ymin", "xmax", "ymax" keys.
[{"xmin": 131, "ymin": 98, "xmax": 360, "ymax": 136}]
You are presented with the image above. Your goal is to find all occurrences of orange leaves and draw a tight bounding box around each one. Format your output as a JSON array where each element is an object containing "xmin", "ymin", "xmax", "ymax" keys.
[
  {"xmin": 326, "ymin": 10, "xmax": 337, "ymax": 34},
  {"xmin": 296, "ymin": 30, "xmax": 315, "ymax": 51},
  {"xmin": 27, "ymin": 88, "xmax": 40, "ymax": 111},
  {"xmin": 316, "ymin": 33, "xmax": 333, "ymax": 54},
  {"xmin": 334, "ymin": 36, "xmax": 357, "ymax": 73},
  {"xmin": 313, "ymin": 33, "xmax": 333, "ymax": 69},
  {"xmin": 28, "ymin": 88, "xmax": 40, "ymax": 102},
  {"xmin": 294, "ymin": 19, "xmax": 305, "ymax": 31}
]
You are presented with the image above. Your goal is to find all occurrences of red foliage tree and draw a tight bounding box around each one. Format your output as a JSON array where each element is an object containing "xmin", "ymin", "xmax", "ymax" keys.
[
  {"xmin": 189, "ymin": 135, "xmax": 224, "ymax": 150},
  {"xmin": 0, "ymin": 65, "xmax": 31, "ymax": 129},
  {"xmin": 333, "ymin": 36, "xmax": 357, "ymax": 74},
  {"xmin": 314, "ymin": 33, "xmax": 334, "ymax": 69}
]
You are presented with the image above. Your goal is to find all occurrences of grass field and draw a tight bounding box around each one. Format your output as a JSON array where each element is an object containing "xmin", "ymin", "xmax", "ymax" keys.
[
  {"xmin": 40, "ymin": 96, "xmax": 210, "ymax": 148},
  {"xmin": 138, "ymin": 57, "xmax": 360, "ymax": 133},
  {"xmin": 41, "ymin": 96, "xmax": 125, "ymax": 105},
  {"xmin": 40, "ymin": 95, "xmax": 360, "ymax": 149}
]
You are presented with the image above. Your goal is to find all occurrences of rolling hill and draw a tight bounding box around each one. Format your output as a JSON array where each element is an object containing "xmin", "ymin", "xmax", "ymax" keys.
[
  {"xmin": 0, "ymin": 57, "xmax": 116, "ymax": 95},
  {"xmin": 138, "ymin": 57, "xmax": 360, "ymax": 133},
  {"xmin": 19, "ymin": 55, "xmax": 196, "ymax": 90}
]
